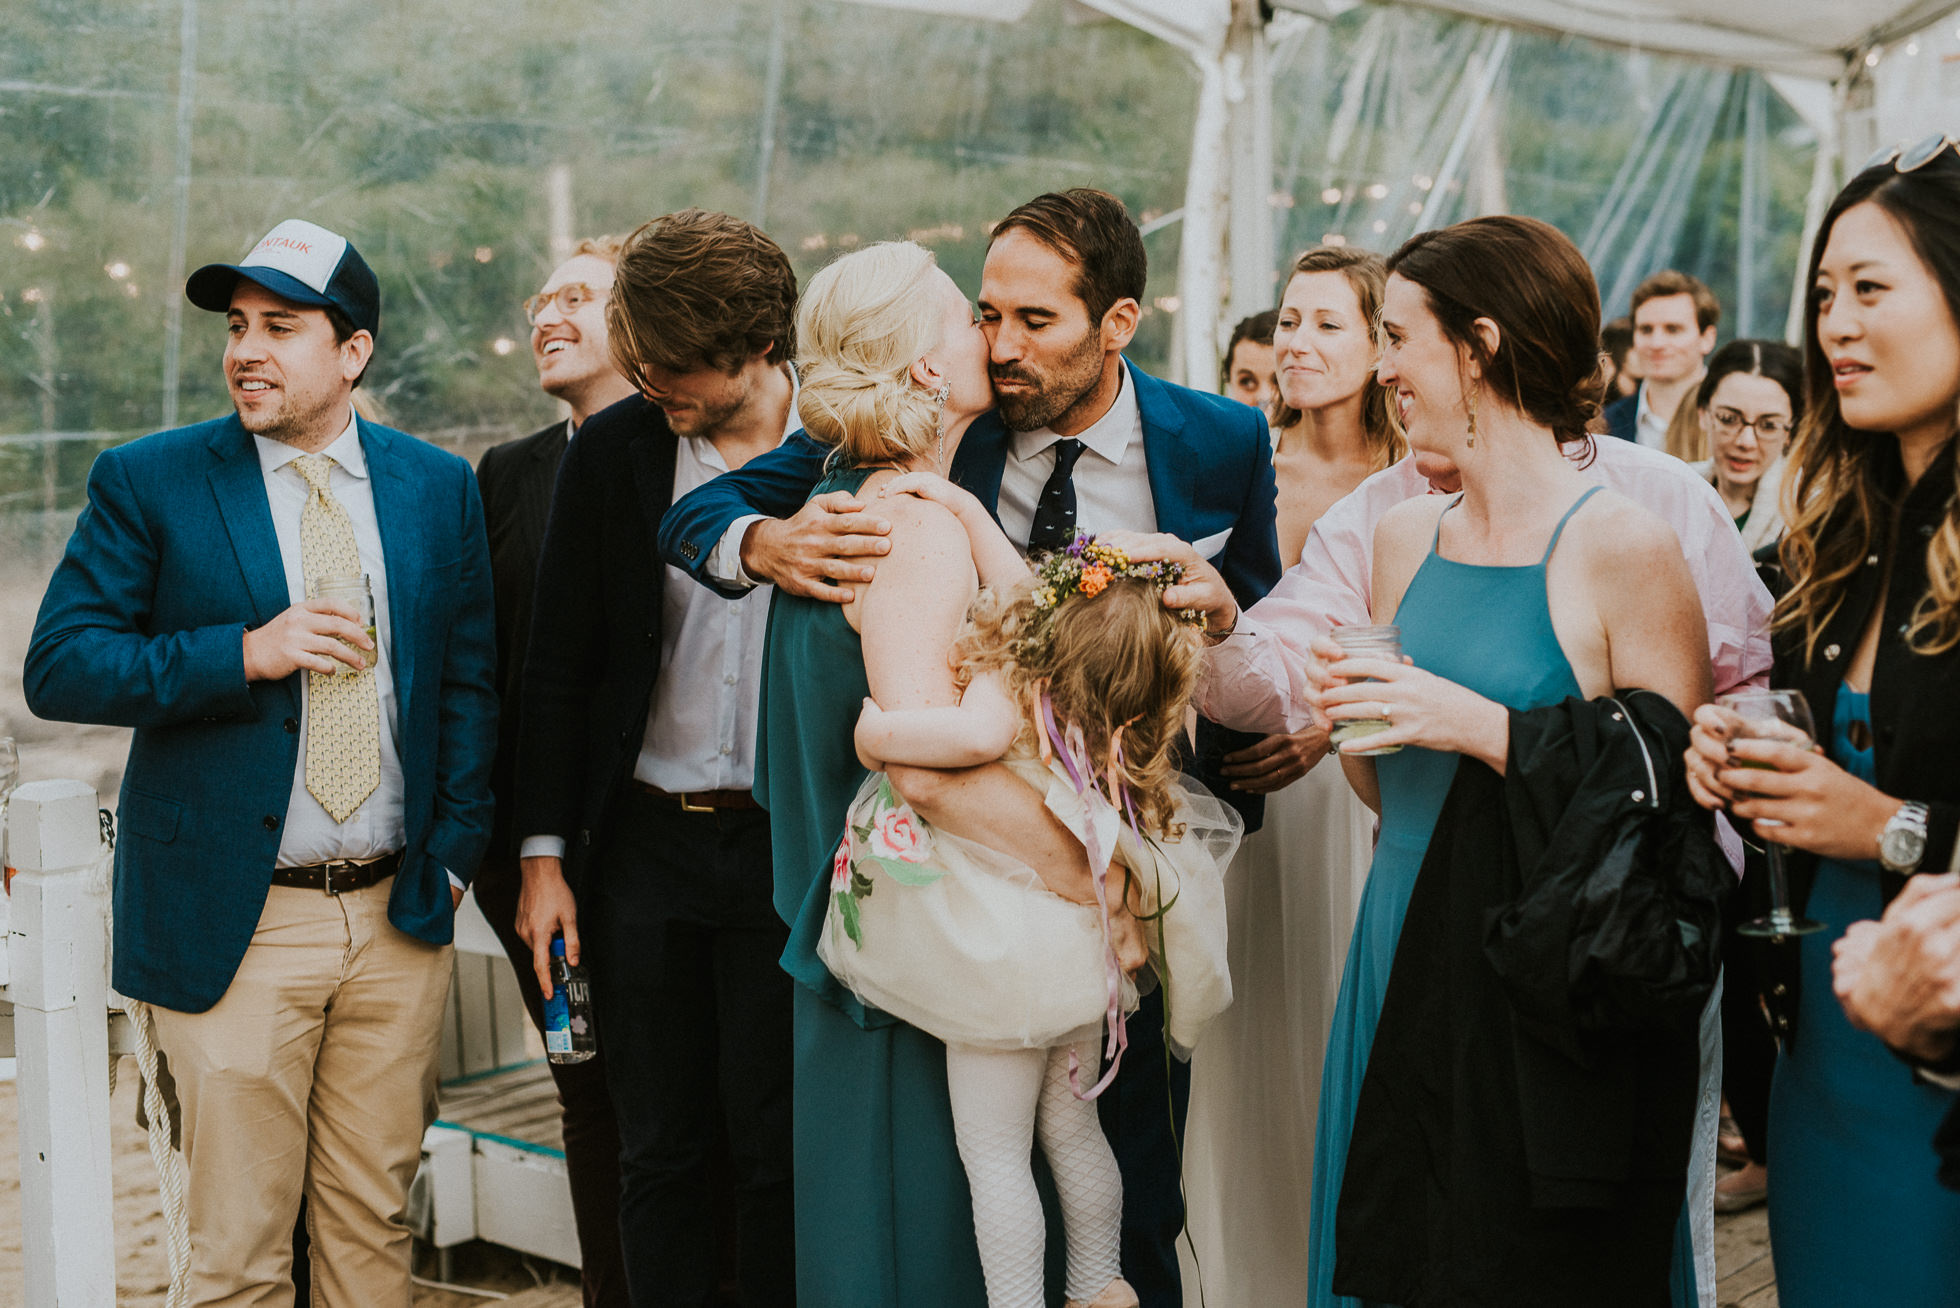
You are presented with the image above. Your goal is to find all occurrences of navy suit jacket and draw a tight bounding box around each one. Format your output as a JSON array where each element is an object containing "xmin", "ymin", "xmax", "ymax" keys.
[
  {"xmin": 25, "ymin": 414, "xmax": 499, "ymax": 1012},
  {"xmin": 656, "ymin": 360, "xmax": 1283, "ymax": 826},
  {"xmin": 659, "ymin": 360, "xmax": 1281, "ymax": 611},
  {"xmin": 1604, "ymin": 392, "xmax": 1638, "ymax": 443}
]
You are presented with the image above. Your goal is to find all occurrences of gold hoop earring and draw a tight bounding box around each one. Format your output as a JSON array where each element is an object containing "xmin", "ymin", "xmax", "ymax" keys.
[{"xmin": 1465, "ymin": 386, "xmax": 1478, "ymax": 449}]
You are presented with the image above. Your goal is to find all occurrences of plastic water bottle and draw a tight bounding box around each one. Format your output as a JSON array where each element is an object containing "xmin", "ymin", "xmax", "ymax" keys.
[{"xmin": 542, "ymin": 936, "xmax": 597, "ymax": 1064}]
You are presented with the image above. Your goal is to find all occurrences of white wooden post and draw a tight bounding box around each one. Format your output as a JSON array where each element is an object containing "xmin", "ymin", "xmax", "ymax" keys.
[{"xmin": 7, "ymin": 778, "xmax": 117, "ymax": 1306}]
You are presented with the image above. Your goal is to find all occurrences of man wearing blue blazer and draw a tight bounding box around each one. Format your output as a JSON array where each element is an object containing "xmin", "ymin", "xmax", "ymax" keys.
[
  {"xmin": 25, "ymin": 220, "xmax": 497, "ymax": 1307},
  {"xmin": 659, "ymin": 189, "xmax": 1281, "ymax": 1308}
]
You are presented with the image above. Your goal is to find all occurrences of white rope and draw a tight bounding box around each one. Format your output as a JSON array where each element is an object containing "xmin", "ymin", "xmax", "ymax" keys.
[{"xmin": 124, "ymin": 997, "xmax": 191, "ymax": 1308}]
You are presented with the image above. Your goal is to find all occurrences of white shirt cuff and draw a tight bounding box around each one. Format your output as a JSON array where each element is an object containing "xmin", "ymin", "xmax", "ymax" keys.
[
  {"xmin": 520, "ymin": 835, "xmax": 567, "ymax": 860},
  {"xmin": 707, "ymin": 515, "xmax": 765, "ymax": 590}
]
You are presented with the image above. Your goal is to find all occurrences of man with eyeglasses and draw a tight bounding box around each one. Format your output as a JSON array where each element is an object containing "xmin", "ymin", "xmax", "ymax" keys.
[{"xmin": 472, "ymin": 235, "xmax": 637, "ymax": 1308}]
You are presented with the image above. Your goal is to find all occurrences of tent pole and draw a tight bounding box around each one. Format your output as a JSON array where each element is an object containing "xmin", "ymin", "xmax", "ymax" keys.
[
  {"xmin": 1176, "ymin": 53, "xmax": 1230, "ymax": 391},
  {"xmin": 1226, "ymin": 0, "xmax": 1276, "ymax": 341},
  {"xmin": 1785, "ymin": 74, "xmax": 1847, "ymax": 345}
]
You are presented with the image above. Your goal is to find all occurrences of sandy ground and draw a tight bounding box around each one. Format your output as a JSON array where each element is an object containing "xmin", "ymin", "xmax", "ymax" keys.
[{"xmin": 0, "ymin": 1065, "xmax": 576, "ymax": 1306}]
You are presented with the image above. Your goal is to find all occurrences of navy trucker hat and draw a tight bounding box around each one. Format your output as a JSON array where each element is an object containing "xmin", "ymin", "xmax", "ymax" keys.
[{"xmin": 186, "ymin": 219, "xmax": 380, "ymax": 338}]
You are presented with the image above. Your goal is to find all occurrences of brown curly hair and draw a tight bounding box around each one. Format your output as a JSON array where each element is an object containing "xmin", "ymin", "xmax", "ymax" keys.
[
  {"xmin": 952, "ymin": 575, "xmax": 1202, "ymax": 838},
  {"xmin": 606, "ymin": 209, "xmax": 797, "ymax": 385}
]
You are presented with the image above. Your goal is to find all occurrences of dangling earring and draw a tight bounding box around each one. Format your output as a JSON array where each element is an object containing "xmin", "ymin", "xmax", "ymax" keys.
[
  {"xmin": 1465, "ymin": 385, "xmax": 1479, "ymax": 449},
  {"xmin": 935, "ymin": 381, "xmax": 952, "ymax": 468}
]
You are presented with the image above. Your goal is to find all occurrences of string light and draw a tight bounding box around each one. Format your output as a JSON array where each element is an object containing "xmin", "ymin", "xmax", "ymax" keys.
[
  {"xmin": 1372, "ymin": 219, "xmax": 1388, "ymax": 234},
  {"xmin": 105, "ymin": 261, "xmax": 131, "ymax": 279},
  {"xmin": 22, "ymin": 287, "xmax": 45, "ymax": 302},
  {"xmin": 19, "ymin": 231, "xmax": 46, "ymax": 252},
  {"xmin": 1414, "ymin": 175, "xmax": 1434, "ymax": 191},
  {"xmin": 1365, "ymin": 183, "xmax": 1389, "ymax": 200},
  {"xmin": 1323, "ymin": 233, "xmax": 1348, "ymax": 247},
  {"xmin": 1153, "ymin": 295, "xmax": 1181, "ymax": 313},
  {"xmin": 474, "ymin": 246, "xmax": 494, "ymax": 263},
  {"xmin": 1321, "ymin": 187, "xmax": 1342, "ymax": 204},
  {"xmin": 124, "ymin": 283, "xmax": 141, "ymax": 298},
  {"xmin": 492, "ymin": 337, "xmax": 515, "ymax": 355},
  {"xmin": 1407, "ymin": 201, "xmax": 1423, "ymax": 215}
]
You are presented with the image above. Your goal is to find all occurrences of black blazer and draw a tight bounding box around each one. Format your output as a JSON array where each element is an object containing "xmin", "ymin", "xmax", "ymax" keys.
[
  {"xmin": 1759, "ymin": 438, "xmax": 1960, "ymax": 1044},
  {"xmin": 476, "ymin": 419, "xmax": 570, "ymax": 864},
  {"xmin": 516, "ymin": 395, "xmax": 680, "ymax": 886}
]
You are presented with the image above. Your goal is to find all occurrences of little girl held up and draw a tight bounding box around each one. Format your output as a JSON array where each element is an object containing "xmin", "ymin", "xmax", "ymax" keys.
[{"xmin": 820, "ymin": 523, "xmax": 1239, "ymax": 1308}]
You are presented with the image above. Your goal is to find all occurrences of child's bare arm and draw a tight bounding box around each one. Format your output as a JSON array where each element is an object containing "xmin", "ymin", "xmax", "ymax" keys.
[{"xmin": 854, "ymin": 670, "xmax": 1020, "ymax": 771}]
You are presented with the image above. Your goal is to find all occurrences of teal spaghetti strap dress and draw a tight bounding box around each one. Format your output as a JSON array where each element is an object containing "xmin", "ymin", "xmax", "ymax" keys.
[
  {"xmin": 1306, "ymin": 489, "xmax": 1595, "ymax": 1306},
  {"xmin": 755, "ymin": 465, "xmax": 988, "ymax": 1307},
  {"xmin": 1763, "ymin": 685, "xmax": 1960, "ymax": 1306}
]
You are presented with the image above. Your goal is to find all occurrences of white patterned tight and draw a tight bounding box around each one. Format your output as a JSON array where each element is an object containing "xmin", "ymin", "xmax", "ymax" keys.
[{"xmin": 946, "ymin": 1038, "xmax": 1125, "ymax": 1308}]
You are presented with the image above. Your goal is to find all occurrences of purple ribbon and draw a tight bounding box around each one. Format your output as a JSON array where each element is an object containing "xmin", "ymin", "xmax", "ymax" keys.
[{"xmin": 1039, "ymin": 691, "xmax": 1130, "ymax": 1100}]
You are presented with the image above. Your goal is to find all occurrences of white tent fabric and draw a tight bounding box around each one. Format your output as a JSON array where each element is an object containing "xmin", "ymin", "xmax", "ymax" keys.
[{"xmin": 1278, "ymin": 0, "xmax": 1960, "ymax": 79}]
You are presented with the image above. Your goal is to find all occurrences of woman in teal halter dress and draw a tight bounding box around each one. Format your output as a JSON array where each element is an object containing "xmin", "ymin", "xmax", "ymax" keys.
[
  {"xmin": 1300, "ymin": 217, "xmax": 1715, "ymax": 1306},
  {"xmin": 1306, "ymin": 488, "xmax": 1592, "ymax": 1306}
]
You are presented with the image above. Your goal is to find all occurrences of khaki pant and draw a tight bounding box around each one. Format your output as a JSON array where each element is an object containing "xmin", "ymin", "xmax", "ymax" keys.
[{"xmin": 150, "ymin": 878, "xmax": 453, "ymax": 1308}]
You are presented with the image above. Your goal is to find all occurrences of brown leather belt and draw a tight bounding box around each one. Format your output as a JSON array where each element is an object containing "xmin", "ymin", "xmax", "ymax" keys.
[
  {"xmin": 270, "ymin": 850, "xmax": 402, "ymax": 895},
  {"xmin": 631, "ymin": 781, "xmax": 762, "ymax": 812}
]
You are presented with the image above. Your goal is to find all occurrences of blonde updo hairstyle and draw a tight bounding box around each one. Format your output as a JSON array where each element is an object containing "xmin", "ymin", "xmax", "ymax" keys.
[{"xmin": 795, "ymin": 241, "xmax": 948, "ymax": 466}]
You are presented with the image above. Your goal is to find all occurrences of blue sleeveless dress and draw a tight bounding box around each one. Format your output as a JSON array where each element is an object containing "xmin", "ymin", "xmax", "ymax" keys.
[
  {"xmin": 1764, "ymin": 686, "xmax": 1960, "ymax": 1306},
  {"xmin": 1306, "ymin": 489, "xmax": 1593, "ymax": 1307}
]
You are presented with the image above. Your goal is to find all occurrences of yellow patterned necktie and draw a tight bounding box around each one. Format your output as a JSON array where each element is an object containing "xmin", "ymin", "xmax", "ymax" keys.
[{"xmin": 293, "ymin": 454, "xmax": 380, "ymax": 823}]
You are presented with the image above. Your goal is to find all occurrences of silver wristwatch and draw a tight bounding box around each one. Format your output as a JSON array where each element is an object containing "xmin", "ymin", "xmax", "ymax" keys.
[{"xmin": 1879, "ymin": 801, "xmax": 1931, "ymax": 875}]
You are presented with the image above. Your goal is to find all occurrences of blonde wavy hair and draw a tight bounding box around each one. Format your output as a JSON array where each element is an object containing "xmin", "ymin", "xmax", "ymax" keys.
[
  {"xmin": 795, "ymin": 241, "xmax": 947, "ymax": 466},
  {"xmin": 952, "ymin": 576, "xmax": 1202, "ymax": 838},
  {"xmin": 1777, "ymin": 157, "xmax": 1960, "ymax": 661}
]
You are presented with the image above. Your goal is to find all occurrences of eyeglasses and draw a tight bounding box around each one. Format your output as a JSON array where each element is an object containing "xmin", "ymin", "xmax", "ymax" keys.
[
  {"xmin": 1709, "ymin": 407, "xmax": 1791, "ymax": 441},
  {"xmin": 1861, "ymin": 133, "xmax": 1960, "ymax": 175},
  {"xmin": 522, "ymin": 282, "xmax": 608, "ymax": 324}
]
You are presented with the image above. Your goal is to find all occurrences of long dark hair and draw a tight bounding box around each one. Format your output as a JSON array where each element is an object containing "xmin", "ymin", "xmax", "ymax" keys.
[
  {"xmin": 1777, "ymin": 151, "xmax": 1960, "ymax": 660},
  {"xmin": 1386, "ymin": 215, "xmax": 1603, "ymax": 443}
]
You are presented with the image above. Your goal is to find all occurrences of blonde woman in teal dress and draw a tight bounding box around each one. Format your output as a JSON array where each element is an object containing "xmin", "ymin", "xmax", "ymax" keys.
[{"xmin": 756, "ymin": 240, "xmax": 1148, "ymax": 1307}]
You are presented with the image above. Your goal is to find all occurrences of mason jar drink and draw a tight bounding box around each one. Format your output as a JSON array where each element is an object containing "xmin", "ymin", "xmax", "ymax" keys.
[
  {"xmin": 308, "ymin": 573, "xmax": 376, "ymax": 675},
  {"xmin": 1329, "ymin": 624, "xmax": 1403, "ymax": 756}
]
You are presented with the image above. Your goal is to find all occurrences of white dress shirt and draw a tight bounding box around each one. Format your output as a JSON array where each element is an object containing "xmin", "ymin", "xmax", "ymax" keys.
[
  {"xmin": 254, "ymin": 412, "xmax": 409, "ymax": 867},
  {"xmin": 1634, "ymin": 382, "xmax": 1669, "ymax": 449},
  {"xmin": 635, "ymin": 435, "xmax": 778, "ymax": 791},
  {"xmin": 995, "ymin": 362, "xmax": 1155, "ymax": 550},
  {"xmin": 522, "ymin": 408, "xmax": 790, "ymax": 861}
]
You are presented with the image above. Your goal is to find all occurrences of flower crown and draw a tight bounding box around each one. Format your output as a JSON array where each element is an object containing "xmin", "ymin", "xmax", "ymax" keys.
[{"xmin": 1013, "ymin": 532, "xmax": 1205, "ymax": 662}]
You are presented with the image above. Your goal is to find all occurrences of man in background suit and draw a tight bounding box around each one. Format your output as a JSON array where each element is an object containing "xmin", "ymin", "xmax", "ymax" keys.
[
  {"xmin": 1604, "ymin": 270, "xmax": 1719, "ymax": 447},
  {"xmin": 517, "ymin": 210, "xmax": 798, "ymax": 1306},
  {"xmin": 473, "ymin": 234, "xmax": 637, "ymax": 1308},
  {"xmin": 25, "ymin": 219, "xmax": 497, "ymax": 1304},
  {"xmin": 658, "ymin": 188, "xmax": 1281, "ymax": 1308}
]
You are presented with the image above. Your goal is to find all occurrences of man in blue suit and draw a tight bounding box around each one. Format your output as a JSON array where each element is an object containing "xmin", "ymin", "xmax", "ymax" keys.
[
  {"xmin": 25, "ymin": 220, "xmax": 497, "ymax": 1306},
  {"xmin": 659, "ymin": 189, "xmax": 1281, "ymax": 1307}
]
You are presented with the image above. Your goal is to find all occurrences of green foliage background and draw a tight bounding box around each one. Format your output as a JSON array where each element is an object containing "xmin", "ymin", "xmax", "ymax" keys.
[{"xmin": 2, "ymin": 0, "xmax": 1815, "ymax": 509}]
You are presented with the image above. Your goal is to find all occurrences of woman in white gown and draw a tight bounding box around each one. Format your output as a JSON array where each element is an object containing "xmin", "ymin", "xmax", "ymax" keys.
[{"xmin": 1179, "ymin": 247, "xmax": 1404, "ymax": 1306}]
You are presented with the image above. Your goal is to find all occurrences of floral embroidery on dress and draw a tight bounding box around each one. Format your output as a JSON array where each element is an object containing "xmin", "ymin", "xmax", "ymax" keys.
[{"xmin": 832, "ymin": 773, "xmax": 944, "ymax": 948}]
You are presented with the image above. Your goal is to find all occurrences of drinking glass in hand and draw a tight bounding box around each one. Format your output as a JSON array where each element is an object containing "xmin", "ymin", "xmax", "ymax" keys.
[
  {"xmin": 1330, "ymin": 625, "xmax": 1403, "ymax": 756},
  {"xmin": 307, "ymin": 574, "xmax": 376, "ymax": 675},
  {"xmin": 1717, "ymin": 688, "xmax": 1825, "ymax": 939}
]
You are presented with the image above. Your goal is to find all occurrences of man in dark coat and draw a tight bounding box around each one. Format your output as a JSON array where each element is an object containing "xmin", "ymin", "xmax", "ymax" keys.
[{"xmin": 472, "ymin": 234, "xmax": 637, "ymax": 1307}]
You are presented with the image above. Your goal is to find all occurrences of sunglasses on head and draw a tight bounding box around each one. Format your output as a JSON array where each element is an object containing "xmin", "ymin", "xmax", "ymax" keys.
[{"xmin": 1862, "ymin": 133, "xmax": 1960, "ymax": 174}]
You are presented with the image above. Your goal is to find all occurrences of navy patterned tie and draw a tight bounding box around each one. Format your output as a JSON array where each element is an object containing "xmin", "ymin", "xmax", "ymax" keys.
[{"xmin": 1025, "ymin": 438, "xmax": 1087, "ymax": 556}]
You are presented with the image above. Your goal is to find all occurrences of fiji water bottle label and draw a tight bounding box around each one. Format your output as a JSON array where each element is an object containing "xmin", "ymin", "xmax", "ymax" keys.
[{"xmin": 543, "ymin": 988, "xmax": 573, "ymax": 1054}]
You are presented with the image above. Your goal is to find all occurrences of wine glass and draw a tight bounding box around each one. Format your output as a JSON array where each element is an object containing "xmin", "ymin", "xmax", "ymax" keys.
[{"xmin": 1716, "ymin": 690, "xmax": 1825, "ymax": 939}]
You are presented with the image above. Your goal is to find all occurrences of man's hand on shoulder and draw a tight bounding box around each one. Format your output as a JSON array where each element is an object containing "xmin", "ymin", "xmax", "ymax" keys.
[
  {"xmin": 242, "ymin": 598, "xmax": 374, "ymax": 682},
  {"xmin": 740, "ymin": 490, "xmax": 893, "ymax": 604}
]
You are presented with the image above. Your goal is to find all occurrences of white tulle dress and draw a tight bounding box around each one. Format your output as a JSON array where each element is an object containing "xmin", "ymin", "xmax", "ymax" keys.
[{"xmin": 817, "ymin": 755, "xmax": 1242, "ymax": 1056}]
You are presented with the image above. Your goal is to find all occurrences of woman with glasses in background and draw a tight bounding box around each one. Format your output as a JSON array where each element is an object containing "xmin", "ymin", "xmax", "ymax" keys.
[
  {"xmin": 1686, "ymin": 135, "xmax": 1960, "ymax": 1305},
  {"xmin": 1688, "ymin": 339, "xmax": 1803, "ymax": 555}
]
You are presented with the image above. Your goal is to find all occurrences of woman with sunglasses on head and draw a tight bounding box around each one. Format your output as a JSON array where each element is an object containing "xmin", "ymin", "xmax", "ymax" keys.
[
  {"xmin": 1685, "ymin": 137, "xmax": 1960, "ymax": 1304},
  {"xmin": 1688, "ymin": 339, "xmax": 1803, "ymax": 554}
]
